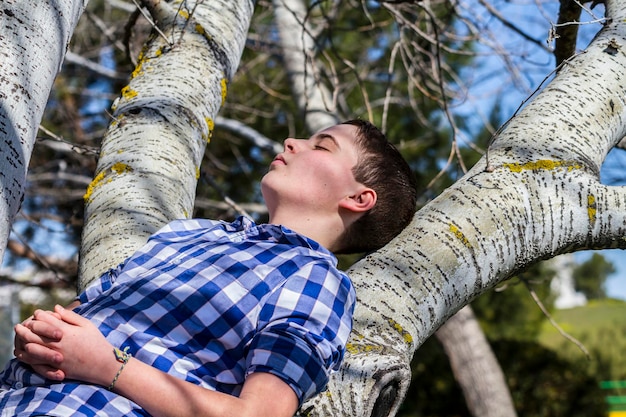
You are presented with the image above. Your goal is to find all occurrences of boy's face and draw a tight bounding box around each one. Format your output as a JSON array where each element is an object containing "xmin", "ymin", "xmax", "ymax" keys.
[{"xmin": 261, "ymin": 124, "xmax": 363, "ymax": 218}]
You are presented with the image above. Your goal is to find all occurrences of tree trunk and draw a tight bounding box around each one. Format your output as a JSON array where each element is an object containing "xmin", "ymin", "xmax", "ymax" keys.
[
  {"xmin": 272, "ymin": 0, "xmax": 340, "ymax": 131},
  {"xmin": 436, "ymin": 306, "xmax": 517, "ymax": 417},
  {"xmin": 78, "ymin": 0, "xmax": 254, "ymax": 289},
  {"xmin": 0, "ymin": 0, "xmax": 87, "ymax": 261}
]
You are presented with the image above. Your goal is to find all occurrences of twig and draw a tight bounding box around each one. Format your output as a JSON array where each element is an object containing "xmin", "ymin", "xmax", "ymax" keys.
[
  {"xmin": 524, "ymin": 280, "xmax": 590, "ymax": 359},
  {"xmin": 132, "ymin": 0, "xmax": 173, "ymax": 45},
  {"xmin": 201, "ymin": 171, "xmax": 253, "ymax": 220}
]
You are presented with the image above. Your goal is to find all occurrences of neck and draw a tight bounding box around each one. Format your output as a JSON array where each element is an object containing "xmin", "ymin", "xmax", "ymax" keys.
[{"xmin": 269, "ymin": 210, "xmax": 346, "ymax": 252}]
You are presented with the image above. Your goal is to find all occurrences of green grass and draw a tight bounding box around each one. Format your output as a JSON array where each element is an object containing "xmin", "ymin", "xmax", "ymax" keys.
[{"xmin": 538, "ymin": 298, "xmax": 626, "ymax": 381}]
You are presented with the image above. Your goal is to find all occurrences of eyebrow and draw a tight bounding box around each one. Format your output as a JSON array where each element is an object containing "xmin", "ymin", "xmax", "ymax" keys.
[{"xmin": 314, "ymin": 133, "xmax": 341, "ymax": 149}]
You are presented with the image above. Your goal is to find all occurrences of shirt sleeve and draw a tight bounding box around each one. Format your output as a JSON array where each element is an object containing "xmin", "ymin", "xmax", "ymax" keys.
[{"xmin": 245, "ymin": 261, "xmax": 356, "ymax": 405}]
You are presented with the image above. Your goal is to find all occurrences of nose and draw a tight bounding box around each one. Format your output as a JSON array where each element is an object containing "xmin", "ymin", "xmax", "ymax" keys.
[{"xmin": 284, "ymin": 137, "xmax": 299, "ymax": 153}]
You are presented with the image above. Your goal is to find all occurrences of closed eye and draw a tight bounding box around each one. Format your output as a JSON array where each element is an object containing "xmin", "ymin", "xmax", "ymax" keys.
[{"xmin": 313, "ymin": 135, "xmax": 337, "ymax": 151}]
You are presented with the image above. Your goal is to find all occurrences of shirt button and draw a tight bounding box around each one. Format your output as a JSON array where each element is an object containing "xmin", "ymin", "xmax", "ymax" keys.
[
  {"xmin": 112, "ymin": 292, "xmax": 121, "ymax": 300},
  {"xmin": 14, "ymin": 382, "xmax": 23, "ymax": 389}
]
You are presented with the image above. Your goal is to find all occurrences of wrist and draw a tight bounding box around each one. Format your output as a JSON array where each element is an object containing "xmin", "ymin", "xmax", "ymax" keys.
[{"xmin": 107, "ymin": 347, "xmax": 132, "ymax": 391}]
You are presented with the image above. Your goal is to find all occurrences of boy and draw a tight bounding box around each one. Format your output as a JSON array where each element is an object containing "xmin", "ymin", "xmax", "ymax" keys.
[{"xmin": 1, "ymin": 120, "xmax": 417, "ymax": 417}]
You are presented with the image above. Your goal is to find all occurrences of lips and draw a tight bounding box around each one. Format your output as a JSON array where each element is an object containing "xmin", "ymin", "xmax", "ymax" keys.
[{"xmin": 271, "ymin": 155, "xmax": 286, "ymax": 165}]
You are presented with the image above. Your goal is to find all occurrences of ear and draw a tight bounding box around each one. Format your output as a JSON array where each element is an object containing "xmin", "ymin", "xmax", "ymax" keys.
[{"xmin": 339, "ymin": 187, "xmax": 377, "ymax": 213}]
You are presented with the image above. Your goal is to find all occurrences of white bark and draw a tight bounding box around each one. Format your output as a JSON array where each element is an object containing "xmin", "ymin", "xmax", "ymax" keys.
[
  {"xmin": 303, "ymin": 1, "xmax": 626, "ymax": 416},
  {"xmin": 78, "ymin": 0, "xmax": 254, "ymax": 289},
  {"xmin": 272, "ymin": 0, "xmax": 340, "ymax": 131},
  {"xmin": 435, "ymin": 310, "xmax": 517, "ymax": 417},
  {"xmin": 435, "ymin": 306, "xmax": 516, "ymax": 417},
  {"xmin": 0, "ymin": 0, "xmax": 87, "ymax": 262}
]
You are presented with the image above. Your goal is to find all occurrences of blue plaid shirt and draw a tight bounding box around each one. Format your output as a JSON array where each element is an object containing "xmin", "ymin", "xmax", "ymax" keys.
[{"xmin": 0, "ymin": 217, "xmax": 355, "ymax": 416}]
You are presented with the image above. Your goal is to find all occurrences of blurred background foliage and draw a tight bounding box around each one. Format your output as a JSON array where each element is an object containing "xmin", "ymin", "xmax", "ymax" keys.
[{"xmin": 400, "ymin": 260, "xmax": 624, "ymax": 416}]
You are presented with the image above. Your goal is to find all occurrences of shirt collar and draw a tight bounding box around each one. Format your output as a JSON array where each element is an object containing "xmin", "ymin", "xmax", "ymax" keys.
[{"xmin": 230, "ymin": 216, "xmax": 335, "ymax": 260}]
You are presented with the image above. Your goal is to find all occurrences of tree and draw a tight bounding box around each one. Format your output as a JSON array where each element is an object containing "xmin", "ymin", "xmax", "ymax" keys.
[
  {"xmin": 1, "ymin": 1, "xmax": 625, "ymax": 417},
  {"xmin": 77, "ymin": 0, "xmax": 255, "ymax": 288},
  {"xmin": 0, "ymin": 1, "xmax": 89, "ymax": 262},
  {"xmin": 573, "ymin": 253, "xmax": 615, "ymax": 299},
  {"xmin": 402, "ymin": 334, "xmax": 608, "ymax": 416}
]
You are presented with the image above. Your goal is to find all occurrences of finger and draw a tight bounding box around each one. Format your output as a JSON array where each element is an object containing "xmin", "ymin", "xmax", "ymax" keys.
[
  {"xmin": 27, "ymin": 320, "xmax": 63, "ymax": 342},
  {"xmin": 22, "ymin": 315, "xmax": 34, "ymax": 327},
  {"xmin": 32, "ymin": 309, "xmax": 62, "ymax": 324},
  {"xmin": 14, "ymin": 323, "xmax": 27, "ymax": 350},
  {"xmin": 15, "ymin": 323, "xmax": 47, "ymax": 346},
  {"xmin": 30, "ymin": 310, "xmax": 65, "ymax": 337},
  {"xmin": 54, "ymin": 305, "xmax": 90, "ymax": 326},
  {"xmin": 14, "ymin": 325, "xmax": 63, "ymax": 365},
  {"xmin": 31, "ymin": 364, "xmax": 66, "ymax": 381},
  {"xmin": 22, "ymin": 342, "xmax": 63, "ymax": 366}
]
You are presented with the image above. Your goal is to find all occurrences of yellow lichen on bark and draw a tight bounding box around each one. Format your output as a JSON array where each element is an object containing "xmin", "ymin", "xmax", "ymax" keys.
[
  {"xmin": 345, "ymin": 333, "xmax": 384, "ymax": 355},
  {"xmin": 111, "ymin": 162, "xmax": 132, "ymax": 174},
  {"xmin": 503, "ymin": 159, "xmax": 581, "ymax": 173},
  {"xmin": 220, "ymin": 77, "xmax": 228, "ymax": 105},
  {"xmin": 121, "ymin": 86, "xmax": 138, "ymax": 101},
  {"xmin": 83, "ymin": 171, "xmax": 106, "ymax": 203},
  {"xmin": 345, "ymin": 342, "xmax": 384, "ymax": 355},
  {"xmin": 83, "ymin": 163, "xmax": 134, "ymax": 203},
  {"xmin": 130, "ymin": 46, "xmax": 152, "ymax": 80},
  {"xmin": 130, "ymin": 49, "xmax": 151, "ymax": 80},
  {"xmin": 204, "ymin": 117, "xmax": 214, "ymax": 143},
  {"xmin": 388, "ymin": 318, "xmax": 414, "ymax": 344},
  {"xmin": 131, "ymin": 61, "xmax": 144, "ymax": 79},
  {"xmin": 587, "ymin": 194, "xmax": 597, "ymax": 225},
  {"xmin": 110, "ymin": 114, "xmax": 123, "ymax": 127},
  {"xmin": 449, "ymin": 224, "xmax": 472, "ymax": 248}
]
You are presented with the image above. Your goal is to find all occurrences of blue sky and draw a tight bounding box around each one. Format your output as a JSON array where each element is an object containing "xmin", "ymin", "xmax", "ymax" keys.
[{"xmin": 600, "ymin": 251, "xmax": 626, "ymax": 300}]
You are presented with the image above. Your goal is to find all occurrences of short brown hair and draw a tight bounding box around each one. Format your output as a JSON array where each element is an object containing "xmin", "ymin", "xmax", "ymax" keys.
[{"xmin": 336, "ymin": 119, "xmax": 417, "ymax": 253}]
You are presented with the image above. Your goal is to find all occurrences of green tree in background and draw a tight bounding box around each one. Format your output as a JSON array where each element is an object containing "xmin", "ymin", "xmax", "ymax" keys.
[
  {"xmin": 399, "ymin": 337, "xmax": 607, "ymax": 417},
  {"xmin": 398, "ymin": 260, "xmax": 613, "ymax": 416},
  {"xmin": 472, "ymin": 263, "xmax": 556, "ymax": 341},
  {"xmin": 573, "ymin": 253, "xmax": 615, "ymax": 300}
]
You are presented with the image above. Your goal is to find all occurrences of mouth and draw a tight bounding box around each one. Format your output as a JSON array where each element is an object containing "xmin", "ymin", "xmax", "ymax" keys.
[{"xmin": 271, "ymin": 155, "xmax": 286, "ymax": 166}]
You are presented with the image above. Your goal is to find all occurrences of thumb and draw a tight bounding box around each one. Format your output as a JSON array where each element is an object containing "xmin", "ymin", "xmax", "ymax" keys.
[{"xmin": 54, "ymin": 305, "xmax": 89, "ymax": 326}]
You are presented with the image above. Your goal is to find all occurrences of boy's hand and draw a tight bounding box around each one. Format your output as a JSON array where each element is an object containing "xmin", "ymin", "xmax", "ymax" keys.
[
  {"xmin": 14, "ymin": 309, "xmax": 65, "ymax": 380},
  {"xmin": 16, "ymin": 305, "xmax": 116, "ymax": 386}
]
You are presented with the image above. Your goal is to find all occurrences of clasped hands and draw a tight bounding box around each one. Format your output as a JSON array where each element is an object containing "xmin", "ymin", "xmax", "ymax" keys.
[{"xmin": 14, "ymin": 305, "xmax": 116, "ymax": 387}]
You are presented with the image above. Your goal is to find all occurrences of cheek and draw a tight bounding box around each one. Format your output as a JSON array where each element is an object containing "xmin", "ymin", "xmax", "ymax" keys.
[{"xmin": 318, "ymin": 172, "xmax": 356, "ymax": 198}]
